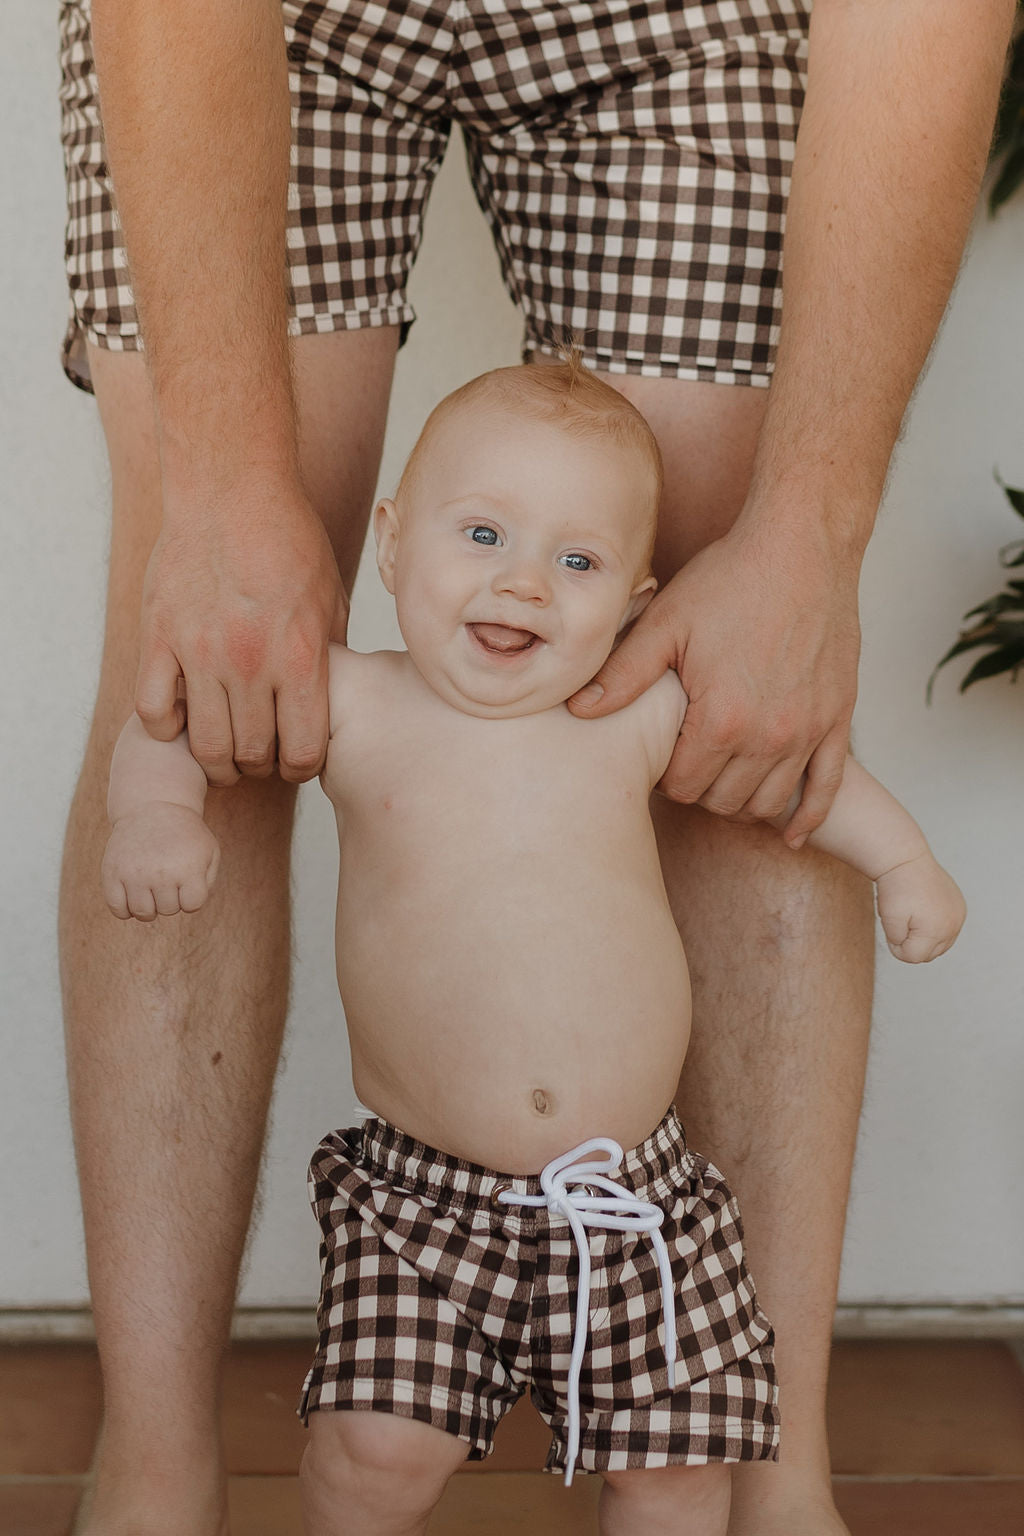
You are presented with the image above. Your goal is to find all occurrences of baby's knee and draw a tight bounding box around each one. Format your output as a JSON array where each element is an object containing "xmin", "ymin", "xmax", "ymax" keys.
[
  {"xmin": 601, "ymin": 1461, "xmax": 731, "ymax": 1533},
  {"xmin": 300, "ymin": 1409, "xmax": 465, "ymax": 1527}
]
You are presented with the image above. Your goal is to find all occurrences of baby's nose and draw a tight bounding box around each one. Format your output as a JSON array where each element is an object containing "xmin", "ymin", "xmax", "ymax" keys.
[{"xmin": 495, "ymin": 556, "xmax": 550, "ymax": 602}]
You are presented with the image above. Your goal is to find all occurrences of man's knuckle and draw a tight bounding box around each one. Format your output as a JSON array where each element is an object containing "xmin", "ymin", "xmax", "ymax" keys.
[
  {"xmin": 237, "ymin": 758, "xmax": 275, "ymax": 779},
  {"xmin": 283, "ymin": 633, "xmax": 321, "ymax": 676},
  {"xmin": 708, "ymin": 714, "xmax": 742, "ymax": 749},
  {"xmin": 193, "ymin": 740, "xmax": 234, "ymax": 765},
  {"xmin": 818, "ymin": 761, "xmax": 847, "ymax": 789},
  {"xmin": 658, "ymin": 777, "xmax": 698, "ymax": 805},
  {"xmin": 728, "ymin": 806, "xmax": 761, "ymax": 825},
  {"xmin": 222, "ymin": 619, "xmax": 269, "ymax": 677},
  {"xmin": 280, "ymin": 746, "xmax": 321, "ymax": 775},
  {"xmin": 702, "ymin": 793, "xmax": 742, "ymax": 818},
  {"xmin": 234, "ymin": 744, "xmax": 274, "ymax": 766},
  {"xmin": 752, "ymin": 795, "xmax": 789, "ymax": 822},
  {"xmin": 134, "ymin": 693, "xmax": 165, "ymax": 725},
  {"xmin": 763, "ymin": 721, "xmax": 797, "ymax": 756},
  {"xmin": 284, "ymin": 737, "xmax": 322, "ymax": 763}
]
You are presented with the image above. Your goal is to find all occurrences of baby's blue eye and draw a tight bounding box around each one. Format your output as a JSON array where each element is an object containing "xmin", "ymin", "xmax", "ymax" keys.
[
  {"xmin": 467, "ymin": 525, "xmax": 499, "ymax": 545},
  {"xmin": 560, "ymin": 553, "xmax": 592, "ymax": 571}
]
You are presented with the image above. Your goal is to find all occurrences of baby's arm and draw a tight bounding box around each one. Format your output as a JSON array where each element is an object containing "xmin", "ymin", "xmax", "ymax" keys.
[
  {"xmin": 101, "ymin": 715, "xmax": 220, "ymax": 921},
  {"xmin": 771, "ymin": 758, "xmax": 966, "ymax": 963}
]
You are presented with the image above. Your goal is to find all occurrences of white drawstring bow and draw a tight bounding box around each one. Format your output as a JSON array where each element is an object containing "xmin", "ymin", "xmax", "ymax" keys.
[{"xmin": 496, "ymin": 1137, "xmax": 677, "ymax": 1486}]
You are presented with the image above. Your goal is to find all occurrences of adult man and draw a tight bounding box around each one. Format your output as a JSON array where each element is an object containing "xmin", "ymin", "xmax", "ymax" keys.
[{"xmin": 57, "ymin": 2, "xmax": 1014, "ymax": 1533}]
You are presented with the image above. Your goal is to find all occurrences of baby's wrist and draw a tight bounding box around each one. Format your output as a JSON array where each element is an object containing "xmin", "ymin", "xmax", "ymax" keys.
[
  {"xmin": 874, "ymin": 841, "xmax": 933, "ymax": 883},
  {"xmin": 110, "ymin": 799, "xmax": 202, "ymax": 826}
]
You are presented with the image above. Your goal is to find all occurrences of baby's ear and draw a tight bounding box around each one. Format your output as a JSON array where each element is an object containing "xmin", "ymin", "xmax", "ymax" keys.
[
  {"xmin": 374, "ymin": 499, "xmax": 399, "ymax": 594},
  {"xmin": 619, "ymin": 575, "xmax": 657, "ymax": 631}
]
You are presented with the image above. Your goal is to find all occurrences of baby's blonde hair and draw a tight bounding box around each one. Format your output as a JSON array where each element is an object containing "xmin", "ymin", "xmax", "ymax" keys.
[{"xmin": 396, "ymin": 345, "xmax": 663, "ymax": 571}]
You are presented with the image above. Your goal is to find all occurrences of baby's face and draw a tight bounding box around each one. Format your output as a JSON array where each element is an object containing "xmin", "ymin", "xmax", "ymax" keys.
[{"xmin": 375, "ymin": 404, "xmax": 658, "ymax": 718}]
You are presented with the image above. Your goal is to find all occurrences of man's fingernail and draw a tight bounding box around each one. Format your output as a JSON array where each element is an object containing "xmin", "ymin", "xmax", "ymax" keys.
[
  {"xmin": 575, "ymin": 683, "xmax": 604, "ymax": 706},
  {"xmin": 789, "ymin": 834, "xmax": 807, "ymax": 851}
]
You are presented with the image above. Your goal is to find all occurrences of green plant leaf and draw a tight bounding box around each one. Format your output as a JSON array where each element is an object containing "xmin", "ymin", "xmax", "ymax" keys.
[
  {"xmin": 994, "ymin": 470, "xmax": 1024, "ymax": 519},
  {"xmin": 940, "ymin": 631, "xmax": 998, "ymax": 662},
  {"xmin": 963, "ymin": 592, "xmax": 1024, "ymax": 621},
  {"xmin": 989, "ymin": 141, "xmax": 1024, "ymax": 214},
  {"xmin": 958, "ymin": 644, "xmax": 1024, "ymax": 691},
  {"xmin": 926, "ymin": 632, "xmax": 998, "ymax": 702}
]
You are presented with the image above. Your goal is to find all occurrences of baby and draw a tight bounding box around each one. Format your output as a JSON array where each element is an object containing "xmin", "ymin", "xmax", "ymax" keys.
[{"xmin": 102, "ymin": 360, "xmax": 965, "ymax": 1536}]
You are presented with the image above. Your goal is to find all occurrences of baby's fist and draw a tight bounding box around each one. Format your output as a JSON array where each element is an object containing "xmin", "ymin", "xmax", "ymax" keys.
[
  {"xmin": 875, "ymin": 852, "xmax": 966, "ymax": 964},
  {"xmin": 101, "ymin": 803, "xmax": 221, "ymax": 921}
]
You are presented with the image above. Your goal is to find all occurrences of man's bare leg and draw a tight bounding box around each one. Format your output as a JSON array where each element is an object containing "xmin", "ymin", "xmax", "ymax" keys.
[
  {"xmin": 59, "ymin": 327, "xmax": 398, "ymax": 1536},
  {"xmin": 606, "ymin": 375, "xmax": 876, "ymax": 1536}
]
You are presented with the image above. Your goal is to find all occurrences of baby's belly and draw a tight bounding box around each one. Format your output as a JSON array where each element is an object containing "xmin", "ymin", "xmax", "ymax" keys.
[{"xmin": 334, "ymin": 883, "xmax": 692, "ymax": 1172}]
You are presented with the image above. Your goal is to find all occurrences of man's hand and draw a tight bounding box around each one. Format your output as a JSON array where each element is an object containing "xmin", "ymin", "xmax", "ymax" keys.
[
  {"xmin": 567, "ymin": 516, "xmax": 862, "ymax": 847},
  {"xmin": 135, "ymin": 486, "xmax": 349, "ymax": 787}
]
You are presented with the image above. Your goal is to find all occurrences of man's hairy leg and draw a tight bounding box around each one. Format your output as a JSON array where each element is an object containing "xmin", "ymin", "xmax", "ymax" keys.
[
  {"xmin": 60, "ymin": 328, "xmax": 397, "ymax": 1536},
  {"xmin": 657, "ymin": 806, "xmax": 873, "ymax": 1536},
  {"xmin": 611, "ymin": 375, "xmax": 875, "ymax": 1535}
]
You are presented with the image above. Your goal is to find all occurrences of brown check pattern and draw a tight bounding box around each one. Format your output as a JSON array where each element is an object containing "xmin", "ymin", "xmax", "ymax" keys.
[
  {"xmin": 299, "ymin": 1108, "xmax": 779, "ymax": 1473},
  {"xmin": 59, "ymin": 0, "xmax": 808, "ymax": 394}
]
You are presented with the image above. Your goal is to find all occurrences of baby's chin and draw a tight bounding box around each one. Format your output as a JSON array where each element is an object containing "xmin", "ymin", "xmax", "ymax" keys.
[{"xmin": 408, "ymin": 652, "xmax": 600, "ymax": 719}]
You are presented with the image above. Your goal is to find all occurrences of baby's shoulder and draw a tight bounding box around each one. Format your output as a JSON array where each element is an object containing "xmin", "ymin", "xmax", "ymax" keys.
[
  {"xmin": 326, "ymin": 645, "xmax": 406, "ymax": 735},
  {"xmin": 605, "ymin": 669, "xmax": 688, "ymax": 786}
]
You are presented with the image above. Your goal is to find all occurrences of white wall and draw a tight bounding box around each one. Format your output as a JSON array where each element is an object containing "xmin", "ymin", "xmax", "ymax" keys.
[{"xmin": 3, "ymin": 12, "xmax": 1022, "ymax": 1312}]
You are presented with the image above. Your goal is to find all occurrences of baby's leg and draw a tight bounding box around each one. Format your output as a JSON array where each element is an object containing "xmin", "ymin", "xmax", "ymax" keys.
[
  {"xmin": 300, "ymin": 1410, "xmax": 468, "ymax": 1536},
  {"xmin": 600, "ymin": 1463, "xmax": 731, "ymax": 1536}
]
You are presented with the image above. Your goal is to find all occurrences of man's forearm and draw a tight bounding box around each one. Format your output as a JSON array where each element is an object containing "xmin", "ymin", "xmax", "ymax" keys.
[
  {"xmin": 744, "ymin": 0, "xmax": 1016, "ymax": 551},
  {"xmin": 91, "ymin": 0, "xmax": 298, "ymax": 500}
]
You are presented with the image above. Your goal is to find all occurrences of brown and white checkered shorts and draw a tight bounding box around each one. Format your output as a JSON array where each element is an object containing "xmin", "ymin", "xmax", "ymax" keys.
[
  {"xmin": 299, "ymin": 1108, "xmax": 779, "ymax": 1474},
  {"xmin": 59, "ymin": 0, "xmax": 809, "ymax": 394}
]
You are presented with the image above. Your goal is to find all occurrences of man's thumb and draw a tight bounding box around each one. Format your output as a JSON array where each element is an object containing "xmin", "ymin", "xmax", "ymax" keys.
[
  {"xmin": 567, "ymin": 620, "xmax": 672, "ymax": 717},
  {"xmin": 135, "ymin": 644, "xmax": 185, "ymax": 741}
]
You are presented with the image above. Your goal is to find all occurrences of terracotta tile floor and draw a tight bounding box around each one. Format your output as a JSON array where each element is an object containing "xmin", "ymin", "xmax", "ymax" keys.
[{"xmin": 2, "ymin": 1340, "xmax": 1023, "ymax": 1534}]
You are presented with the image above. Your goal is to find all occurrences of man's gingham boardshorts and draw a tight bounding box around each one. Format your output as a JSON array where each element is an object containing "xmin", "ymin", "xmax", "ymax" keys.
[
  {"xmin": 59, "ymin": 0, "xmax": 809, "ymax": 394},
  {"xmin": 299, "ymin": 1108, "xmax": 779, "ymax": 1474}
]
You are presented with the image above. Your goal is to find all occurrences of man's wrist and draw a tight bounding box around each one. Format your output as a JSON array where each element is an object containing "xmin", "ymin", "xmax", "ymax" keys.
[
  {"xmin": 730, "ymin": 483, "xmax": 875, "ymax": 568},
  {"xmin": 158, "ymin": 459, "xmax": 313, "ymax": 532},
  {"xmin": 156, "ymin": 390, "xmax": 301, "ymax": 505}
]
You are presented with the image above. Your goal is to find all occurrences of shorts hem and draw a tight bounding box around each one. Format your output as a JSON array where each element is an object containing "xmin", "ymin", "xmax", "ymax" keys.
[
  {"xmin": 61, "ymin": 321, "xmax": 142, "ymax": 396},
  {"xmin": 60, "ymin": 302, "xmax": 417, "ymax": 397},
  {"xmin": 522, "ymin": 336, "xmax": 773, "ymax": 388},
  {"xmin": 287, "ymin": 301, "xmax": 415, "ymax": 342},
  {"xmin": 299, "ymin": 1378, "xmax": 502, "ymax": 1461},
  {"xmin": 544, "ymin": 1439, "xmax": 780, "ymax": 1474}
]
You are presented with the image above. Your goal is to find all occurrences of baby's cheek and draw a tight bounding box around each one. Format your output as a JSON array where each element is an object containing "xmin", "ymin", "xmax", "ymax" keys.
[{"xmin": 578, "ymin": 616, "xmax": 619, "ymax": 674}]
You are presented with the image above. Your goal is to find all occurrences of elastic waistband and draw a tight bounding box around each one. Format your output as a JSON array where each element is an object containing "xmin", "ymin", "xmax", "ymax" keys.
[{"xmin": 356, "ymin": 1106, "xmax": 695, "ymax": 1212}]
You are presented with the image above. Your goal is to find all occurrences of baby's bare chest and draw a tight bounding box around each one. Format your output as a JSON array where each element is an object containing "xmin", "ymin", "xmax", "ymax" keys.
[{"xmin": 324, "ymin": 711, "xmax": 654, "ymax": 869}]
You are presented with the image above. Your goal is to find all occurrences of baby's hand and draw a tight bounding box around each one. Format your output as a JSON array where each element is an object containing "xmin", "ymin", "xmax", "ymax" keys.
[
  {"xmin": 101, "ymin": 803, "xmax": 221, "ymax": 922},
  {"xmin": 875, "ymin": 851, "xmax": 966, "ymax": 963}
]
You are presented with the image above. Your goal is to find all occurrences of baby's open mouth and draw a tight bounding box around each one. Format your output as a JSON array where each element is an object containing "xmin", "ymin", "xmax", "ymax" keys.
[{"xmin": 467, "ymin": 622, "xmax": 539, "ymax": 655}]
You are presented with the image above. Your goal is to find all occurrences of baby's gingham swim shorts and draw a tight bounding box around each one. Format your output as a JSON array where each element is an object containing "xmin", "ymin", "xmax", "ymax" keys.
[
  {"xmin": 298, "ymin": 1107, "xmax": 779, "ymax": 1474},
  {"xmin": 59, "ymin": 0, "xmax": 809, "ymax": 394}
]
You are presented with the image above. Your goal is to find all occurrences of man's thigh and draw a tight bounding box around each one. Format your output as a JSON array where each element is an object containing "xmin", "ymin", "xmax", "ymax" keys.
[{"xmin": 585, "ymin": 372, "xmax": 769, "ymax": 579}]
